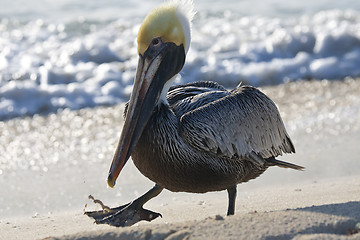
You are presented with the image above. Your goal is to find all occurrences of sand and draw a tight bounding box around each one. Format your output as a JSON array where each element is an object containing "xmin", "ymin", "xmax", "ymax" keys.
[
  {"xmin": 2, "ymin": 176, "xmax": 360, "ymax": 240},
  {"xmin": 1, "ymin": 79, "xmax": 360, "ymax": 240}
]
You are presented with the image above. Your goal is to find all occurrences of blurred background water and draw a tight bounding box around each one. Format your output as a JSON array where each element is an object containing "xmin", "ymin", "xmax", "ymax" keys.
[
  {"xmin": 0, "ymin": 0, "xmax": 360, "ymax": 219},
  {"xmin": 0, "ymin": 0, "xmax": 360, "ymax": 119}
]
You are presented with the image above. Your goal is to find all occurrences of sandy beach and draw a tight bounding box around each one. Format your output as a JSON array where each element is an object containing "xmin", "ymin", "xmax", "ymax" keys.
[
  {"xmin": 1, "ymin": 79, "xmax": 360, "ymax": 240},
  {"xmin": 2, "ymin": 175, "xmax": 360, "ymax": 240}
]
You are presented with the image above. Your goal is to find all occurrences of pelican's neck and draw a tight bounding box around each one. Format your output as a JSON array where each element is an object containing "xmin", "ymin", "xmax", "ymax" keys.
[{"xmin": 158, "ymin": 75, "xmax": 177, "ymax": 106}]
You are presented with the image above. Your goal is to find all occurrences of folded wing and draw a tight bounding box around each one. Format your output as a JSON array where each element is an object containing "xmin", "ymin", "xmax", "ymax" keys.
[{"xmin": 179, "ymin": 86, "xmax": 295, "ymax": 159}]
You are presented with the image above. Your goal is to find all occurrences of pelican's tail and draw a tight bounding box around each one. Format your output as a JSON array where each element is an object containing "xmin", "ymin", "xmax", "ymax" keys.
[{"xmin": 266, "ymin": 157, "xmax": 304, "ymax": 171}]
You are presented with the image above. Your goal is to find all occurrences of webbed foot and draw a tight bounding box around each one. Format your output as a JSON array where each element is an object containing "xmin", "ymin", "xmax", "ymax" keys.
[
  {"xmin": 84, "ymin": 190, "xmax": 163, "ymax": 227},
  {"xmin": 85, "ymin": 185, "xmax": 164, "ymax": 227},
  {"xmin": 85, "ymin": 201, "xmax": 162, "ymax": 227}
]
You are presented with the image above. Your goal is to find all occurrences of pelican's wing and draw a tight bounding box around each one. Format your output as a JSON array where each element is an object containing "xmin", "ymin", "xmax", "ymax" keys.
[
  {"xmin": 179, "ymin": 86, "xmax": 295, "ymax": 159},
  {"xmin": 167, "ymin": 81, "xmax": 229, "ymax": 117},
  {"xmin": 167, "ymin": 81, "xmax": 227, "ymax": 105}
]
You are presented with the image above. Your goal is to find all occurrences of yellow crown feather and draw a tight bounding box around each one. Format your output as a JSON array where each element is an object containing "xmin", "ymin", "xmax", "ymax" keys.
[{"xmin": 137, "ymin": 0, "xmax": 195, "ymax": 55}]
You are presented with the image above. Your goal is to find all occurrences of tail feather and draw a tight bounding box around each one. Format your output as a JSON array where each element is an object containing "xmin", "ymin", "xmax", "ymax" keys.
[{"xmin": 266, "ymin": 157, "xmax": 304, "ymax": 171}]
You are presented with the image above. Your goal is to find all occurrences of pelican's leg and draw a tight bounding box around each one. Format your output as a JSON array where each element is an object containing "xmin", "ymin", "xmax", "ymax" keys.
[
  {"xmin": 85, "ymin": 184, "xmax": 164, "ymax": 227},
  {"xmin": 226, "ymin": 185, "xmax": 237, "ymax": 215}
]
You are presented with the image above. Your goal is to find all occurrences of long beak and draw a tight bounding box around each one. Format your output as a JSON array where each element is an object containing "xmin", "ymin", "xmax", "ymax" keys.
[{"xmin": 107, "ymin": 41, "xmax": 185, "ymax": 188}]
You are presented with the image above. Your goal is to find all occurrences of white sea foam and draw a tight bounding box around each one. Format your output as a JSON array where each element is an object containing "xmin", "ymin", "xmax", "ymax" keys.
[{"xmin": 1, "ymin": 5, "xmax": 360, "ymax": 119}]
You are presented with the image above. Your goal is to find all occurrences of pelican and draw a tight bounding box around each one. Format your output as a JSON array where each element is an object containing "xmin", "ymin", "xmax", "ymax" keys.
[{"xmin": 85, "ymin": 0, "xmax": 303, "ymax": 227}]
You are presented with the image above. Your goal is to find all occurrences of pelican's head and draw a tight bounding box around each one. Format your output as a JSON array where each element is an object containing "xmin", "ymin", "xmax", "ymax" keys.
[
  {"xmin": 137, "ymin": 0, "xmax": 194, "ymax": 56},
  {"xmin": 107, "ymin": 1, "xmax": 195, "ymax": 188}
]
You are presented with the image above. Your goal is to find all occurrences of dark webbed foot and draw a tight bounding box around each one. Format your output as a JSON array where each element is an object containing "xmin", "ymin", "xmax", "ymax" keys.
[
  {"xmin": 85, "ymin": 184, "xmax": 164, "ymax": 227},
  {"xmin": 85, "ymin": 201, "xmax": 162, "ymax": 227}
]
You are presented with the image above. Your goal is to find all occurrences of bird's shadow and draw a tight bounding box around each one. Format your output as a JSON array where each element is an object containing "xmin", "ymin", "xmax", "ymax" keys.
[
  {"xmin": 294, "ymin": 201, "xmax": 360, "ymax": 220},
  {"xmin": 264, "ymin": 201, "xmax": 360, "ymax": 240}
]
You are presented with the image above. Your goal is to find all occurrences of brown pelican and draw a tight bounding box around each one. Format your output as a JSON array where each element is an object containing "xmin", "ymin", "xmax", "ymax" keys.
[{"xmin": 85, "ymin": 0, "xmax": 303, "ymax": 227}]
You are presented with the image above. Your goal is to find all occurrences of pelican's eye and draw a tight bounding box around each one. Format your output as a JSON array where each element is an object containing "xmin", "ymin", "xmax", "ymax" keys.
[{"xmin": 151, "ymin": 38, "xmax": 161, "ymax": 46}]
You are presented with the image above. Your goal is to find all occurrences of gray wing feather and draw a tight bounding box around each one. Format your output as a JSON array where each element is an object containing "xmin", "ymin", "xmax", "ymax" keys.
[{"xmin": 179, "ymin": 86, "xmax": 295, "ymax": 159}]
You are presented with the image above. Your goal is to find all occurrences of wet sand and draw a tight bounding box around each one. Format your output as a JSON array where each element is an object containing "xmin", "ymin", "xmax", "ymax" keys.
[{"xmin": 0, "ymin": 79, "xmax": 359, "ymax": 239}]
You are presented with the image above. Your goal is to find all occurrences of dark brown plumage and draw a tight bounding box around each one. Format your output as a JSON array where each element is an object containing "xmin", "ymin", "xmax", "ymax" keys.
[{"xmin": 131, "ymin": 81, "xmax": 298, "ymax": 193}]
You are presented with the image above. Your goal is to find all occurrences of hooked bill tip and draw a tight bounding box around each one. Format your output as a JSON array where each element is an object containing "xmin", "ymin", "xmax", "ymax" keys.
[{"xmin": 107, "ymin": 175, "xmax": 116, "ymax": 188}]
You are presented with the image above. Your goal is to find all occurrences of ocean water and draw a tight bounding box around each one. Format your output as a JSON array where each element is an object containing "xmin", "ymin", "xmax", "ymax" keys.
[{"xmin": 1, "ymin": 0, "xmax": 360, "ymax": 119}]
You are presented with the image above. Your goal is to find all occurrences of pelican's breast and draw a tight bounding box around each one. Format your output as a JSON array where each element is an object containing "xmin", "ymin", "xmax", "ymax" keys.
[{"xmin": 130, "ymin": 86, "xmax": 267, "ymax": 193}]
